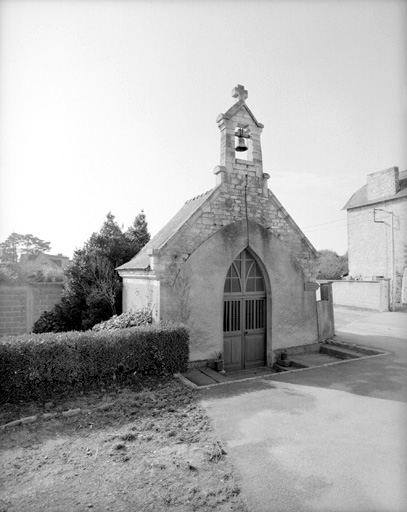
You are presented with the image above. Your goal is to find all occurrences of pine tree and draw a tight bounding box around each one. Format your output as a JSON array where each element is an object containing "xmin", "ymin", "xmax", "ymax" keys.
[
  {"xmin": 126, "ymin": 210, "xmax": 150, "ymax": 254},
  {"xmin": 0, "ymin": 232, "xmax": 51, "ymax": 263}
]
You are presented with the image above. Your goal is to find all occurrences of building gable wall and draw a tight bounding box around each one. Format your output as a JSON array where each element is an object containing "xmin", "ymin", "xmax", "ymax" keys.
[
  {"xmin": 347, "ymin": 197, "xmax": 407, "ymax": 296},
  {"xmin": 159, "ymin": 220, "xmax": 318, "ymax": 362},
  {"xmin": 152, "ymin": 167, "xmax": 316, "ymax": 287}
]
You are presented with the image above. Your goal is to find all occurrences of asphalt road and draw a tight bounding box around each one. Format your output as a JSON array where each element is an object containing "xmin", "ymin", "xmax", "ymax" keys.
[{"xmin": 200, "ymin": 306, "xmax": 407, "ymax": 512}]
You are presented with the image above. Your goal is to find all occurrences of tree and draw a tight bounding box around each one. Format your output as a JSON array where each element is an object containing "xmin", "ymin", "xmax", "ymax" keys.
[
  {"xmin": 62, "ymin": 249, "xmax": 122, "ymax": 330},
  {"xmin": 0, "ymin": 232, "xmax": 51, "ymax": 264},
  {"xmin": 85, "ymin": 254, "xmax": 122, "ymax": 317},
  {"xmin": 316, "ymin": 250, "xmax": 348, "ymax": 280},
  {"xmin": 126, "ymin": 210, "xmax": 150, "ymax": 253},
  {"xmin": 33, "ymin": 211, "xmax": 150, "ymax": 333},
  {"xmin": 88, "ymin": 212, "xmax": 131, "ymax": 268}
]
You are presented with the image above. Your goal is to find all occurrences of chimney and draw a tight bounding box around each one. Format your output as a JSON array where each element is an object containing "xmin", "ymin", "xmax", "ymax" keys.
[{"xmin": 367, "ymin": 167, "xmax": 399, "ymax": 201}]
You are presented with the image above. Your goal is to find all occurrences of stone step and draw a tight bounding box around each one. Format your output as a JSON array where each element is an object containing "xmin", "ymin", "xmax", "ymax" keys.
[
  {"xmin": 200, "ymin": 367, "xmax": 228, "ymax": 383},
  {"xmin": 320, "ymin": 344, "xmax": 360, "ymax": 360},
  {"xmin": 182, "ymin": 369, "xmax": 217, "ymax": 386},
  {"xmin": 273, "ymin": 363, "xmax": 294, "ymax": 372}
]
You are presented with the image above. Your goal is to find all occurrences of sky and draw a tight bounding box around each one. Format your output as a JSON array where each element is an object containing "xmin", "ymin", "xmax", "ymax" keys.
[{"xmin": 0, "ymin": 0, "xmax": 406, "ymax": 259}]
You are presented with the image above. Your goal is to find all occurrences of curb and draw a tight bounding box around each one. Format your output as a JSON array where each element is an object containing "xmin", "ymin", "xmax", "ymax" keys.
[
  {"xmin": 175, "ymin": 350, "xmax": 390, "ymax": 390},
  {"xmin": 0, "ymin": 402, "xmax": 116, "ymax": 431}
]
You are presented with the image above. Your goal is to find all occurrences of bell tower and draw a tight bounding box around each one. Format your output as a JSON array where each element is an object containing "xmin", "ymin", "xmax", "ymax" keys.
[{"xmin": 214, "ymin": 85, "xmax": 266, "ymax": 186}]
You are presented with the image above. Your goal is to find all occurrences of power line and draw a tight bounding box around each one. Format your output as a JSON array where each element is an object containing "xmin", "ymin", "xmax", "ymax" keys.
[
  {"xmin": 301, "ymin": 209, "xmax": 390, "ymax": 233},
  {"xmin": 302, "ymin": 218, "xmax": 347, "ymax": 228},
  {"xmin": 303, "ymin": 217, "xmax": 387, "ymax": 233}
]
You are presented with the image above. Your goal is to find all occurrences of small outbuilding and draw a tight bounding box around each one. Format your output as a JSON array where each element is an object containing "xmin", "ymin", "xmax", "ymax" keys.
[{"xmin": 117, "ymin": 85, "xmax": 327, "ymax": 370}]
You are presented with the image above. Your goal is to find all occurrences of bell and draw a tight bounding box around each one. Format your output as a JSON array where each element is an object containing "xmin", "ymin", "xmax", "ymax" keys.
[{"xmin": 235, "ymin": 137, "xmax": 248, "ymax": 152}]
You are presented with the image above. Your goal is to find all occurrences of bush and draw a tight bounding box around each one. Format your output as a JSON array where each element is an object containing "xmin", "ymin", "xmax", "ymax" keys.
[
  {"xmin": 29, "ymin": 268, "xmax": 65, "ymax": 283},
  {"xmin": 0, "ymin": 323, "xmax": 189, "ymax": 404},
  {"xmin": 92, "ymin": 307, "xmax": 152, "ymax": 331},
  {"xmin": 32, "ymin": 305, "xmax": 72, "ymax": 334},
  {"xmin": 0, "ymin": 263, "xmax": 22, "ymax": 283}
]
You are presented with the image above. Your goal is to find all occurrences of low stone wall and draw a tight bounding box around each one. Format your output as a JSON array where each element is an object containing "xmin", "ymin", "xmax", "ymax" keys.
[
  {"xmin": 331, "ymin": 279, "xmax": 390, "ymax": 312},
  {"xmin": 0, "ymin": 283, "xmax": 64, "ymax": 336}
]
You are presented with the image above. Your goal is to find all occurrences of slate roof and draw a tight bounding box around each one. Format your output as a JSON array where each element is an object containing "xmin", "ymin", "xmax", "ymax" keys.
[
  {"xmin": 343, "ymin": 169, "xmax": 407, "ymax": 210},
  {"xmin": 116, "ymin": 189, "xmax": 215, "ymax": 271}
]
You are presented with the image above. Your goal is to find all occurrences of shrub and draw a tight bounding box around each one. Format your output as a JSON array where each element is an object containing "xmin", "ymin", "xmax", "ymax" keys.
[
  {"xmin": 92, "ymin": 307, "xmax": 152, "ymax": 331},
  {"xmin": 29, "ymin": 268, "xmax": 65, "ymax": 283},
  {"xmin": 32, "ymin": 304, "xmax": 68, "ymax": 334},
  {"xmin": 0, "ymin": 323, "xmax": 189, "ymax": 404},
  {"xmin": 0, "ymin": 263, "xmax": 22, "ymax": 283}
]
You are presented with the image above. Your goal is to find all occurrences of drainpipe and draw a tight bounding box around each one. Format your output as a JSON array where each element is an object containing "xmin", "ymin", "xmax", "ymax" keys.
[
  {"xmin": 390, "ymin": 211, "xmax": 396, "ymax": 311},
  {"xmin": 374, "ymin": 208, "xmax": 396, "ymax": 312}
]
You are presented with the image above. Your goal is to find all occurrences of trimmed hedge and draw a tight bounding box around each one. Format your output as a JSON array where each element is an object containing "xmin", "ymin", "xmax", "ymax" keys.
[{"xmin": 0, "ymin": 323, "xmax": 189, "ymax": 404}]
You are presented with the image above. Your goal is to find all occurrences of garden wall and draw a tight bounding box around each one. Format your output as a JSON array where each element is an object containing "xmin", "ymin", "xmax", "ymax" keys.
[
  {"xmin": 0, "ymin": 283, "xmax": 64, "ymax": 336},
  {"xmin": 331, "ymin": 279, "xmax": 390, "ymax": 312}
]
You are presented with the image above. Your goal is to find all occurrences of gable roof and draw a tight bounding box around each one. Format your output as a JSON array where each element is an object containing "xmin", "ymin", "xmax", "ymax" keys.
[
  {"xmin": 116, "ymin": 189, "xmax": 215, "ymax": 271},
  {"xmin": 117, "ymin": 183, "xmax": 317, "ymax": 272},
  {"xmin": 219, "ymin": 99, "xmax": 264, "ymax": 128},
  {"xmin": 343, "ymin": 169, "xmax": 407, "ymax": 210}
]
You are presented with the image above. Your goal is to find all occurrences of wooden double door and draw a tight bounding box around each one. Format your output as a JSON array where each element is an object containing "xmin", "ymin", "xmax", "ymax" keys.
[{"xmin": 223, "ymin": 249, "xmax": 266, "ymax": 371}]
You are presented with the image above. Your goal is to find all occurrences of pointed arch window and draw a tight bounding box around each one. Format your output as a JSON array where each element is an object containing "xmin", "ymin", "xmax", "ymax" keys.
[
  {"xmin": 224, "ymin": 254, "xmax": 241, "ymax": 293},
  {"xmin": 224, "ymin": 250, "xmax": 265, "ymax": 294}
]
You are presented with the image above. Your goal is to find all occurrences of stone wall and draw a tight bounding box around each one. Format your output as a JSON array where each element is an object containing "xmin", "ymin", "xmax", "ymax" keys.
[
  {"xmin": 331, "ymin": 280, "xmax": 390, "ymax": 311},
  {"xmin": 153, "ymin": 166, "xmax": 316, "ymax": 288},
  {"xmin": 0, "ymin": 283, "xmax": 64, "ymax": 336},
  {"xmin": 347, "ymin": 197, "xmax": 407, "ymax": 301}
]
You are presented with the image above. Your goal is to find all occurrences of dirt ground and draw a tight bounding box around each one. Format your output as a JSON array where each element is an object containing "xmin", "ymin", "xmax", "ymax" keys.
[{"xmin": 0, "ymin": 377, "xmax": 248, "ymax": 512}]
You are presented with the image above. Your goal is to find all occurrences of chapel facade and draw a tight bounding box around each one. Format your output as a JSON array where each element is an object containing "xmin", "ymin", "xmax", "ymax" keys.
[{"xmin": 117, "ymin": 85, "xmax": 324, "ymax": 369}]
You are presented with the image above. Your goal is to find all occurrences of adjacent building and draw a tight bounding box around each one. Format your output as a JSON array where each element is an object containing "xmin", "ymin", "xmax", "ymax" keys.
[
  {"xmin": 343, "ymin": 166, "xmax": 407, "ymax": 305},
  {"xmin": 19, "ymin": 252, "xmax": 70, "ymax": 277}
]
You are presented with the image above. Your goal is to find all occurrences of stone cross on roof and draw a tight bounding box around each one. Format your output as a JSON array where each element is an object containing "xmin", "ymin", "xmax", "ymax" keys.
[{"xmin": 232, "ymin": 84, "xmax": 248, "ymax": 102}]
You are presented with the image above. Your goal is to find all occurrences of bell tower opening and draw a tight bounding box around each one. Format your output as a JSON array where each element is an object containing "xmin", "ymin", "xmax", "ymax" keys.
[{"xmin": 234, "ymin": 126, "xmax": 253, "ymax": 162}]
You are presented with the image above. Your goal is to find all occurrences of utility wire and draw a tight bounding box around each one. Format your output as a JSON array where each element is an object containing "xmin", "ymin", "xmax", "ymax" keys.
[
  {"xmin": 304, "ymin": 217, "xmax": 393, "ymax": 233},
  {"xmin": 302, "ymin": 218, "xmax": 347, "ymax": 228}
]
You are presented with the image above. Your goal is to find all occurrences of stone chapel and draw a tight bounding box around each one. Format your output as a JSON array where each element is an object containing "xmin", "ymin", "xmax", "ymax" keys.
[{"xmin": 117, "ymin": 85, "xmax": 326, "ymax": 370}]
